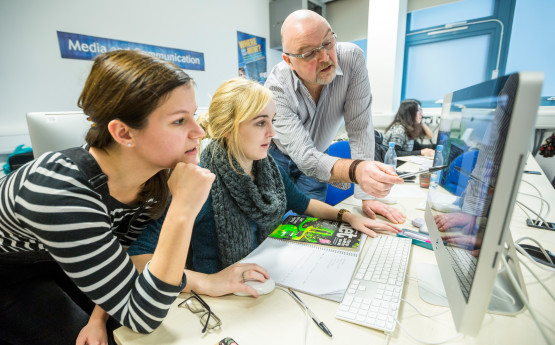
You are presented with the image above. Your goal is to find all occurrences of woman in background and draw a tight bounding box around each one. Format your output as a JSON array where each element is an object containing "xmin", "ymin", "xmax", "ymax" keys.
[
  {"xmin": 128, "ymin": 78, "xmax": 401, "ymax": 277},
  {"xmin": 383, "ymin": 99, "xmax": 435, "ymax": 157}
]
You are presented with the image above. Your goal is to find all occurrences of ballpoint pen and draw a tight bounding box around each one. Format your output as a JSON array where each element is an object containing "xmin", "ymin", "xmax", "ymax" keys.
[
  {"xmin": 397, "ymin": 165, "xmax": 448, "ymax": 179},
  {"xmin": 288, "ymin": 288, "xmax": 333, "ymax": 337}
]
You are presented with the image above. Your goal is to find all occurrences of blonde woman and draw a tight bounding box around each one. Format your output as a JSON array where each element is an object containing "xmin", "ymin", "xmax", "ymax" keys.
[{"xmin": 128, "ymin": 78, "xmax": 401, "ymax": 282}]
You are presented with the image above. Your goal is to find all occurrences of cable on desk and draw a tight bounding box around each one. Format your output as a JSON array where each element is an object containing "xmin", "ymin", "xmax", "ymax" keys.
[
  {"xmin": 516, "ymin": 255, "xmax": 555, "ymax": 303},
  {"xmin": 394, "ymin": 319, "xmax": 462, "ymax": 345},
  {"xmin": 516, "ymin": 202, "xmax": 535, "ymax": 224},
  {"xmin": 277, "ymin": 287, "xmax": 310, "ymax": 345},
  {"xmin": 406, "ymin": 275, "xmax": 449, "ymax": 302},
  {"xmin": 514, "ymin": 238, "xmax": 555, "ymax": 302},
  {"xmin": 516, "ymin": 246, "xmax": 555, "ymax": 274},
  {"xmin": 516, "ymin": 201, "xmax": 549, "ymax": 226},
  {"xmin": 516, "ymin": 237, "xmax": 555, "ymax": 266},
  {"xmin": 383, "ymin": 332, "xmax": 391, "ymax": 345},
  {"xmin": 400, "ymin": 298, "xmax": 450, "ymax": 318},
  {"xmin": 518, "ymin": 191, "xmax": 551, "ymax": 221},
  {"xmin": 501, "ymin": 254, "xmax": 554, "ymax": 345},
  {"xmin": 519, "ymin": 179, "xmax": 551, "ymax": 223}
]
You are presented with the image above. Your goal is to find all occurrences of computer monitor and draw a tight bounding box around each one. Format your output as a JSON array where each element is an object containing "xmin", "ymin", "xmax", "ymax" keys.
[
  {"xmin": 26, "ymin": 111, "xmax": 90, "ymax": 158},
  {"xmin": 422, "ymin": 72, "xmax": 543, "ymax": 336}
]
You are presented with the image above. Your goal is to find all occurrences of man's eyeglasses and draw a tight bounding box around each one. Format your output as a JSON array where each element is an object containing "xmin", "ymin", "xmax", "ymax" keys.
[
  {"xmin": 284, "ymin": 33, "xmax": 337, "ymax": 61},
  {"xmin": 178, "ymin": 290, "xmax": 222, "ymax": 333}
]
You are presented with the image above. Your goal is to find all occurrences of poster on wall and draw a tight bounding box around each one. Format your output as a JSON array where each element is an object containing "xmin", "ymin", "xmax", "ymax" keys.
[
  {"xmin": 237, "ymin": 31, "xmax": 267, "ymax": 84},
  {"xmin": 57, "ymin": 31, "xmax": 204, "ymax": 71}
]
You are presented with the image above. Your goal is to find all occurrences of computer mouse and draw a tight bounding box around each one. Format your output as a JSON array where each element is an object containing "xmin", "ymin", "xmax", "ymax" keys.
[
  {"xmin": 411, "ymin": 218, "xmax": 425, "ymax": 228},
  {"xmin": 233, "ymin": 278, "xmax": 275, "ymax": 297}
]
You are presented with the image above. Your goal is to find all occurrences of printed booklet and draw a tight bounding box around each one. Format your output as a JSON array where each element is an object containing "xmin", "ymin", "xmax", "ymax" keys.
[{"xmin": 268, "ymin": 215, "xmax": 363, "ymax": 250}]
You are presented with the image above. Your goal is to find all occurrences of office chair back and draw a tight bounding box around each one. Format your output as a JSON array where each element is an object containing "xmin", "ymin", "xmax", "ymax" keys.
[
  {"xmin": 443, "ymin": 150, "xmax": 479, "ymax": 196},
  {"xmin": 325, "ymin": 141, "xmax": 354, "ymax": 205}
]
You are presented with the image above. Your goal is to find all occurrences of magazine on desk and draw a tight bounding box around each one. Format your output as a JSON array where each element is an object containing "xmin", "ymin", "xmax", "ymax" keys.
[
  {"xmin": 268, "ymin": 215, "xmax": 363, "ymax": 250},
  {"xmin": 241, "ymin": 220, "xmax": 367, "ymax": 302}
]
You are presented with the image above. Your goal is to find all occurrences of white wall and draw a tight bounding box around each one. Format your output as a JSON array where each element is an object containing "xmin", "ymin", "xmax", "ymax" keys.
[
  {"xmin": 267, "ymin": 49, "xmax": 284, "ymax": 75},
  {"xmin": 0, "ymin": 0, "xmax": 271, "ymax": 148},
  {"xmin": 367, "ymin": 0, "xmax": 407, "ymax": 121},
  {"xmin": 327, "ymin": 0, "xmax": 369, "ymax": 42}
]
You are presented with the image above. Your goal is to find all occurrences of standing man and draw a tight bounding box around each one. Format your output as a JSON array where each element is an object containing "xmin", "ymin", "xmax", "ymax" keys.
[{"xmin": 266, "ymin": 9, "xmax": 405, "ymax": 223}]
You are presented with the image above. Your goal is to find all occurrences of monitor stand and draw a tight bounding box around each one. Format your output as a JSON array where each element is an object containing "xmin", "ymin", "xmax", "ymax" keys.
[{"xmin": 416, "ymin": 232, "xmax": 527, "ymax": 315}]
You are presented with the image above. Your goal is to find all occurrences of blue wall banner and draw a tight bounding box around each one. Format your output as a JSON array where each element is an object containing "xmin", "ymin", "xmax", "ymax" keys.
[
  {"xmin": 57, "ymin": 31, "xmax": 204, "ymax": 71},
  {"xmin": 237, "ymin": 31, "xmax": 267, "ymax": 84}
]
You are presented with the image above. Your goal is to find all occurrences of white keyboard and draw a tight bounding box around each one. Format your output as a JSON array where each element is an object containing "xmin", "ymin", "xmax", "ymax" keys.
[{"xmin": 335, "ymin": 235, "xmax": 412, "ymax": 333}]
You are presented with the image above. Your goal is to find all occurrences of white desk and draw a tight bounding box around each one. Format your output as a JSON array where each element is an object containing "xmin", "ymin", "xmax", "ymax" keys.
[{"xmin": 115, "ymin": 157, "xmax": 555, "ymax": 345}]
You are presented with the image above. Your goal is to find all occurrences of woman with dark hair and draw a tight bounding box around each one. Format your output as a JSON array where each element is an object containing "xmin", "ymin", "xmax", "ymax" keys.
[
  {"xmin": 383, "ymin": 99, "xmax": 435, "ymax": 157},
  {"xmin": 0, "ymin": 50, "xmax": 264, "ymax": 345}
]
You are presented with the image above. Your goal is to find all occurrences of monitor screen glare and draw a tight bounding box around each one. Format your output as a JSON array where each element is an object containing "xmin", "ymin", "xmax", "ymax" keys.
[{"xmin": 423, "ymin": 72, "xmax": 543, "ymax": 336}]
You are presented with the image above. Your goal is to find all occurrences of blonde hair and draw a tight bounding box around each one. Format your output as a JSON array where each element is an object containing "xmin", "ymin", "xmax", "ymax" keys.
[{"xmin": 197, "ymin": 78, "xmax": 272, "ymax": 171}]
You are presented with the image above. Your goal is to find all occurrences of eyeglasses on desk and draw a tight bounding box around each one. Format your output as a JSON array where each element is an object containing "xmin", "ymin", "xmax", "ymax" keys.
[{"xmin": 178, "ymin": 290, "xmax": 222, "ymax": 333}]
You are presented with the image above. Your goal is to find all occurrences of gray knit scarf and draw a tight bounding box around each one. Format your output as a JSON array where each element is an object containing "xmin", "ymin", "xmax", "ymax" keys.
[{"xmin": 201, "ymin": 141, "xmax": 287, "ymax": 268}]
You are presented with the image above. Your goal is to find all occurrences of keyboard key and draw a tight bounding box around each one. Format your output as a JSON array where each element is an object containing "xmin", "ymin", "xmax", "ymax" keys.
[
  {"xmin": 336, "ymin": 310, "xmax": 356, "ymax": 320},
  {"xmin": 342, "ymin": 294, "xmax": 354, "ymax": 306}
]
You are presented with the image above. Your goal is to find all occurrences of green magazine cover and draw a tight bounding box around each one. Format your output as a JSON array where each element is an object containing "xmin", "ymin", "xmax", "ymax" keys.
[{"xmin": 268, "ymin": 215, "xmax": 362, "ymax": 250}]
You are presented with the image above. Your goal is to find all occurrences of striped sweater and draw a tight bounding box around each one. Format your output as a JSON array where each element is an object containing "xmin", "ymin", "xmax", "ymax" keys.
[
  {"xmin": 0, "ymin": 149, "xmax": 184, "ymax": 333},
  {"xmin": 265, "ymin": 42, "xmax": 375, "ymax": 200}
]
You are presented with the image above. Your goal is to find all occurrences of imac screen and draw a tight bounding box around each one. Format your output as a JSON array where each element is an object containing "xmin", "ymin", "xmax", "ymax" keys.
[{"xmin": 424, "ymin": 72, "xmax": 543, "ymax": 335}]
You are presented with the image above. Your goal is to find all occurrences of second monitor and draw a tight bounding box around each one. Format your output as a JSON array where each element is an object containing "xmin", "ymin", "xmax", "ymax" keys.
[{"xmin": 26, "ymin": 111, "xmax": 89, "ymax": 158}]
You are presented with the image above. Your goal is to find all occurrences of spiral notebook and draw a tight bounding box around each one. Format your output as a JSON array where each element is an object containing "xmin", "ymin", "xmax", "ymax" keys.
[{"xmin": 240, "ymin": 235, "xmax": 366, "ymax": 301}]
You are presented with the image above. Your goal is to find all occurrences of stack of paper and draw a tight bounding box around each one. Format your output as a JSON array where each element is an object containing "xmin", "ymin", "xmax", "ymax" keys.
[{"xmin": 240, "ymin": 235, "xmax": 366, "ymax": 301}]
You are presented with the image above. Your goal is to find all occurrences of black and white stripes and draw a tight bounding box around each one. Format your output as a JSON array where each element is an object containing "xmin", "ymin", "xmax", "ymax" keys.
[{"xmin": 0, "ymin": 151, "xmax": 183, "ymax": 333}]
